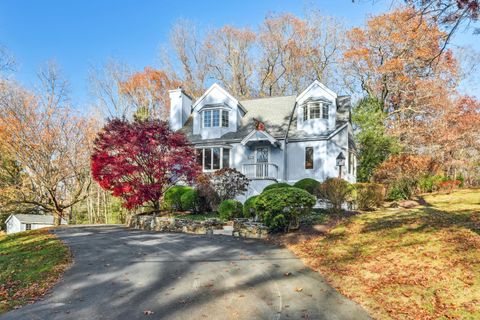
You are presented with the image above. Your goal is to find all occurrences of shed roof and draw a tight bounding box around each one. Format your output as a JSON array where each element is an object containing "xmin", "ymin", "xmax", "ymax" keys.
[{"xmin": 12, "ymin": 214, "xmax": 67, "ymax": 225}]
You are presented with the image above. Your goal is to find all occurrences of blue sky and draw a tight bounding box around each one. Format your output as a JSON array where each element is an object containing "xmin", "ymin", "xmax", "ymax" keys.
[{"xmin": 0, "ymin": 0, "xmax": 478, "ymax": 109}]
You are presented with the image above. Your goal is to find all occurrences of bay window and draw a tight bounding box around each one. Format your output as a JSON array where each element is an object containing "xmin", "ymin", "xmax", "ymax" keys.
[
  {"xmin": 196, "ymin": 147, "xmax": 231, "ymax": 171},
  {"xmin": 202, "ymin": 109, "xmax": 229, "ymax": 128},
  {"xmin": 303, "ymin": 102, "xmax": 330, "ymax": 121}
]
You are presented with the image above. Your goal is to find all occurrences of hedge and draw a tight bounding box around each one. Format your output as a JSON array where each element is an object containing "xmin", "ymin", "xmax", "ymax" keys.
[
  {"xmin": 162, "ymin": 186, "xmax": 191, "ymax": 212},
  {"xmin": 180, "ymin": 189, "xmax": 199, "ymax": 213},
  {"xmin": 255, "ymin": 187, "xmax": 315, "ymax": 232},
  {"xmin": 293, "ymin": 178, "xmax": 321, "ymax": 195},
  {"xmin": 242, "ymin": 195, "xmax": 258, "ymax": 218},
  {"xmin": 263, "ymin": 183, "xmax": 291, "ymax": 192},
  {"xmin": 218, "ymin": 199, "xmax": 243, "ymax": 220}
]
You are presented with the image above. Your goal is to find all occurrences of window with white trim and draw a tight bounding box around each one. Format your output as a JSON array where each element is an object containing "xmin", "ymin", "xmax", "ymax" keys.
[
  {"xmin": 202, "ymin": 109, "xmax": 229, "ymax": 128},
  {"xmin": 322, "ymin": 104, "xmax": 329, "ymax": 119},
  {"xmin": 196, "ymin": 147, "xmax": 230, "ymax": 171},
  {"xmin": 25, "ymin": 223, "xmax": 32, "ymax": 231},
  {"xmin": 303, "ymin": 102, "xmax": 330, "ymax": 121}
]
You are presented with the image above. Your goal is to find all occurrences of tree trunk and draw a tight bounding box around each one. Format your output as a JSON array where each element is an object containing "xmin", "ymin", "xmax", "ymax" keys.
[{"xmin": 53, "ymin": 210, "xmax": 63, "ymax": 227}]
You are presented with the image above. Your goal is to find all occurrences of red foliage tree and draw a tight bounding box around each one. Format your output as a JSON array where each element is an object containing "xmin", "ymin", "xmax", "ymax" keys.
[{"xmin": 91, "ymin": 119, "xmax": 200, "ymax": 212}]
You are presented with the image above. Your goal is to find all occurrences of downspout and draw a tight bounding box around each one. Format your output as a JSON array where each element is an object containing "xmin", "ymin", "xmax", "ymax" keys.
[{"xmin": 283, "ymin": 101, "xmax": 298, "ymax": 182}]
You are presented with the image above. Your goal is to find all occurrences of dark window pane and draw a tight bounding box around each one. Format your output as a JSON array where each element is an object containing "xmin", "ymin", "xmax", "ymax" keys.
[
  {"xmin": 204, "ymin": 148, "xmax": 212, "ymax": 170},
  {"xmin": 322, "ymin": 104, "xmax": 329, "ymax": 119},
  {"xmin": 310, "ymin": 104, "xmax": 320, "ymax": 119},
  {"xmin": 212, "ymin": 110, "xmax": 220, "ymax": 127},
  {"xmin": 222, "ymin": 110, "xmax": 229, "ymax": 127},
  {"xmin": 212, "ymin": 147, "xmax": 220, "ymax": 169},
  {"xmin": 305, "ymin": 147, "xmax": 314, "ymax": 169},
  {"xmin": 222, "ymin": 148, "xmax": 230, "ymax": 168},
  {"xmin": 303, "ymin": 106, "xmax": 308, "ymax": 121}
]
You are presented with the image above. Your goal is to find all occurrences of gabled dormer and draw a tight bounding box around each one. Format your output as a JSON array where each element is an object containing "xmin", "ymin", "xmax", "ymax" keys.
[
  {"xmin": 296, "ymin": 80, "xmax": 337, "ymax": 134},
  {"xmin": 192, "ymin": 83, "xmax": 246, "ymax": 140}
]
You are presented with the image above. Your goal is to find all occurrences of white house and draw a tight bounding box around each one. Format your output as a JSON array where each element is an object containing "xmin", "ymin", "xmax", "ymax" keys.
[
  {"xmin": 170, "ymin": 80, "xmax": 357, "ymax": 200},
  {"xmin": 5, "ymin": 214, "xmax": 67, "ymax": 234}
]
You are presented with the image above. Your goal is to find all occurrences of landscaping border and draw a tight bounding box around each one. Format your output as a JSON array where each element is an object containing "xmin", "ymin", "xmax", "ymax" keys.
[{"xmin": 126, "ymin": 215, "xmax": 269, "ymax": 239}]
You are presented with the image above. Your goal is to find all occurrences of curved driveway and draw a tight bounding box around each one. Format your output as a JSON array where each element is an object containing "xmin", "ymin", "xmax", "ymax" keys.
[{"xmin": 2, "ymin": 225, "xmax": 370, "ymax": 320}]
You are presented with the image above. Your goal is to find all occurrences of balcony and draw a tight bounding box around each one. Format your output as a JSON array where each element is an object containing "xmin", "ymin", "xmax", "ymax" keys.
[{"xmin": 242, "ymin": 163, "xmax": 278, "ymax": 180}]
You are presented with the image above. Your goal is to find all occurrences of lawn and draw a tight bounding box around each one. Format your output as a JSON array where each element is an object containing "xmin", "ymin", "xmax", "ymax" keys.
[
  {"xmin": 0, "ymin": 229, "xmax": 71, "ymax": 313},
  {"xmin": 287, "ymin": 189, "xmax": 480, "ymax": 319}
]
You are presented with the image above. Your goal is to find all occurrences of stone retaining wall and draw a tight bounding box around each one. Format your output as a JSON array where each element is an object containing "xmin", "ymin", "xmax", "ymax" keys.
[
  {"xmin": 233, "ymin": 218, "xmax": 269, "ymax": 239},
  {"xmin": 126, "ymin": 215, "xmax": 269, "ymax": 239}
]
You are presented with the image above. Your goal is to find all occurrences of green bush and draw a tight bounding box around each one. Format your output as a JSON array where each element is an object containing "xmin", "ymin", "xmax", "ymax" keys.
[
  {"xmin": 353, "ymin": 183, "xmax": 385, "ymax": 210},
  {"xmin": 418, "ymin": 175, "xmax": 443, "ymax": 193},
  {"xmin": 387, "ymin": 178, "xmax": 417, "ymax": 200},
  {"xmin": 243, "ymin": 196, "xmax": 258, "ymax": 218},
  {"xmin": 180, "ymin": 189, "xmax": 199, "ymax": 213},
  {"xmin": 255, "ymin": 187, "xmax": 316, "ymax": 232},
  {"xmin": 162, "ymin": 186, "xmax": 191, "ymax": 212},
  {"xmin": 263, "ymin": 183, "xmax": 291, "ymax": 192},
  {"xmin": 318, "ymin": 178, "xmax": 352, "ymax": 212},
  {"xmin": 293, "ymin": 178, "xmax": 321, "ymax": 195},
  {"xmin": 218, "ymin": 199, "xmax": 243, "ymax": 220}
]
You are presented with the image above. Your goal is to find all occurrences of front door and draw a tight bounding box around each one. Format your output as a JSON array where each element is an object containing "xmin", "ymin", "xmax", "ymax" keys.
[{"xmin": 255, "ymin": 147, "xmax": 269, "ymax": 178}]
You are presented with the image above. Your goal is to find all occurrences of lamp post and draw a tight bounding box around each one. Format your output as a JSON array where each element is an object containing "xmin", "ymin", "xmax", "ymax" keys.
[{"xmin": 336, "ymin": 152, "xmax": 346, "ymax": 179}]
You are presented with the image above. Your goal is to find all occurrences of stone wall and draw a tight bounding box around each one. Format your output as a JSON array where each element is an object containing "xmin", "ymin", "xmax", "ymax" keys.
[
  {"xmin": 127, "ymin": 215, "xmax": 224, "ymax": 234},
  {"xmin": 126, "ymin": 215, "xmax": 269, "ymax": 239},
  {"xmin": 233, "ymin": 218, "xmax": 269, "ymax": 239}
]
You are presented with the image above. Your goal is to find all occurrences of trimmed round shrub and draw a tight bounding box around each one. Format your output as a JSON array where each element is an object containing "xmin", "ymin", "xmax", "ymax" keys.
[
  {"xmin": 353, "ymin": 183, "xmax": 385, "ymax": 210},
  {"xmin": 263, "ymin": 183, "xmax": 291, "ymax": 192},
  {"xmin": 243, "ymin": 195, "xmax": 258, "ymax": 218},
  {"xmin": 293, "ymin": 178, "xmax": 321, "ymax": 195},
  {"xmin": 162, "ymin": 186, "xmax": 191, "ymax": 212},
  {"xmin": 255, "ymin": 187, "xmax": 316, "ymax": 232},
  {"xmin": 180, "ymin": 189, "xmax": 199, "ymax": 213},
  {"xmin": 218, "ymin": 199, "xmax": 243, "ymax": 220}
]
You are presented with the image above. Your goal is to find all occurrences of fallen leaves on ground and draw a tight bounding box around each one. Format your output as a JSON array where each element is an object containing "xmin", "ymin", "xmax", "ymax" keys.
[{"xmin": 279, "ymin": 189, "xmax": 480, "ymax": 319}]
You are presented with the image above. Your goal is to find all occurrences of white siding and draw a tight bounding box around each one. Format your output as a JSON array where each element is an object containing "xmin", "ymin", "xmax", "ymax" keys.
[{"xmin": 6, "ymin": 215, "xmax": 21, "ymax": 234}]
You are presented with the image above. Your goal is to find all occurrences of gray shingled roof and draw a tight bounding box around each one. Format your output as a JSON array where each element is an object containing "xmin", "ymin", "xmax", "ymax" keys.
[
  {"xmin": 180, "ymin": 94, "xmax": 352, "ymax": 143},
  {"xmin": 12, "ymin": 214, "xmax": 67, "ymax": 225}
]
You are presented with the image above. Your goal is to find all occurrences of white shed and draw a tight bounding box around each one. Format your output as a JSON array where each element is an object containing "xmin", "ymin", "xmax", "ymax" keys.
[{"xmin": 5, "ymin": 214, "xmax": 67, "ymax": 234}]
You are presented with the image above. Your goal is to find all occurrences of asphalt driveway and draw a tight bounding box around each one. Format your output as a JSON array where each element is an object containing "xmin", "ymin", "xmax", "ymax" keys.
[{"xmin": 2, "ymin": 225, "xmax": 370, "ymax": 320}]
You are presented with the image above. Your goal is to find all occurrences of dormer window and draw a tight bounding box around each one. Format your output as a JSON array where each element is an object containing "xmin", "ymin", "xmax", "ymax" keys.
[
  {"xmin": 202, "ymin": 109, "xmax": 229, "ymax": 128},
  {"xmin": 303, "ymin": 102, "xmax": 329, "ymax": 121}
]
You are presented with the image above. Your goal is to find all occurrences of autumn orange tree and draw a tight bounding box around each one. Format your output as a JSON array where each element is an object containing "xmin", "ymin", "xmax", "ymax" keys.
[
  {"xmin": 118, "ymin": 67, "xmax": 182, "ymax": 120},
  {"xmin": 0, "ymin": 63, "xmax": 96, "ymax": 226}
]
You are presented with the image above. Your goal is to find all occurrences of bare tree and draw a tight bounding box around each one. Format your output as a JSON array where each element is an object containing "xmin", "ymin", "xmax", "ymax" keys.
[
  {"xmin": 163, "ymin": 13, "xmax": 346, "ymax": 99},
  {"xmin": 0, "ymin": 62, "xmax": 96, "ymax": 225},
  {"xmin": 205, "ymin": 26, "xmax": 256, "ymax": 97},
  {"xmin": 89, "ymin": 59, "xmax": 133, "ymax": 119},
  {"xmin": 167, "ymin": 20, "xmax": 209, "ymax": 97},
  {"xmin": 0, "ymin": 45, "xmax": 15, "ymax": 76}
]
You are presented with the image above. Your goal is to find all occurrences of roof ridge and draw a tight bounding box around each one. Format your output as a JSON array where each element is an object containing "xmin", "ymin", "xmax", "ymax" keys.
[{"xmin": 240, "ymin": 95, "xmax": 297, "ymax": 102}]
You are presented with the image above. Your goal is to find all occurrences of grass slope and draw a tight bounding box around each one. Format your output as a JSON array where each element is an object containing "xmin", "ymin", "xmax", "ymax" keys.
[
  {"xmin": 0, "ymin": 229, "xmax": 71, "ymax": 313},
  {"xmin": 288, "ymin": 189, "xmax": 480, "ymax": 319}
]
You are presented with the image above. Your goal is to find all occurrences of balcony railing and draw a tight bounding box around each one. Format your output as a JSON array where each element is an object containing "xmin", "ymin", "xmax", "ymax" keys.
[{"xmin": 242, "ymin": 163, "xmax": 278, "ymax": 180}]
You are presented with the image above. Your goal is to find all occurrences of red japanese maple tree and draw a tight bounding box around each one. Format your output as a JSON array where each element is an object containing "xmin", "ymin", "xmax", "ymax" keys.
[{"xmin": 91, "ymin": 119, "xmax": 200, "ymax": 211}]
